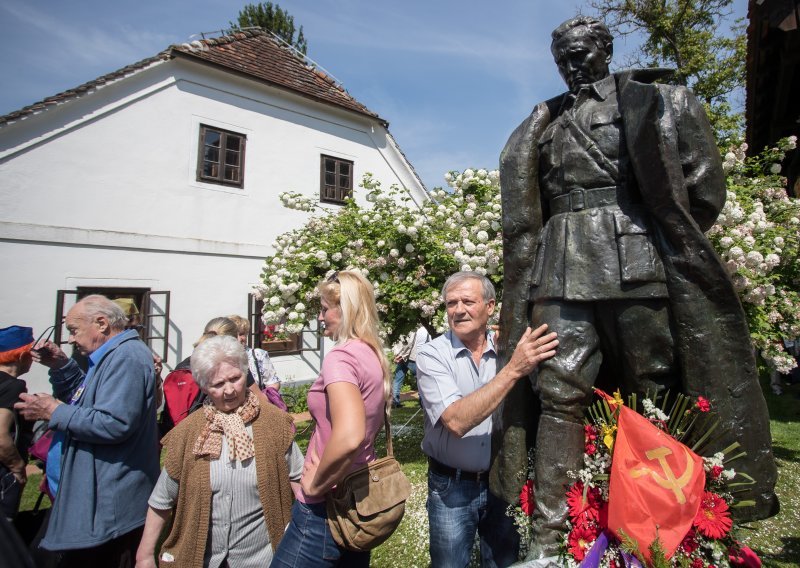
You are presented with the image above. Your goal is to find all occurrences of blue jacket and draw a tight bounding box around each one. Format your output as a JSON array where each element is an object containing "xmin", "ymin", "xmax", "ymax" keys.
[{"xmin": 42, "ymin": 329, "xmax": 159, "ymax": 550}]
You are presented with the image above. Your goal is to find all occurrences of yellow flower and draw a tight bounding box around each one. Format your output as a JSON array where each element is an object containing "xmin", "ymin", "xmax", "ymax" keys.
[{"xmin": 601, "ymin": 423, "xmax": 617, "ymax": 450}]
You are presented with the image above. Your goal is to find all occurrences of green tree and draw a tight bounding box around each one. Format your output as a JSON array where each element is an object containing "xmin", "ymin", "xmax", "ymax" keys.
[
  {"xmin": 230, "ymin": 2, "xmax": 308, "ymax": 55},
  {"xmin": 588, "ymin": 0, "xmax": 746, "ymax": 142}
]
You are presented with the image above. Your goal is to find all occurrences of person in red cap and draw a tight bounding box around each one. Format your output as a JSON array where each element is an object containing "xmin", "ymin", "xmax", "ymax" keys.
[{"xmin": 0, "ymin": 325, "xmax": 35, "ymax": 521}]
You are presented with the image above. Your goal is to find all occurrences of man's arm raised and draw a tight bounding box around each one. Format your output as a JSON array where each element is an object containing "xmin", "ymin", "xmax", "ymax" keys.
[{"xmin": 439, "ymin": 324, "xmax": 557, "ymax": 438}]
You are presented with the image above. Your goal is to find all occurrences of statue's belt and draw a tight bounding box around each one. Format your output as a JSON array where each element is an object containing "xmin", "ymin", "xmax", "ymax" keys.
[{"xmin": 549, "ymin": 186, "xmax": 621, "ymax": 214}]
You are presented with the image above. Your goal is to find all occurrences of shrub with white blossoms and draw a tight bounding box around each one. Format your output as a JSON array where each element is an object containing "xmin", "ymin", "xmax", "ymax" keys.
[
  {"xmin": 709, "ymin": 136, "xmax": 800, "ymax": 374},
  {"xmin": 255, "ymin": 169, "xmax": 503, "ymax": 343}
]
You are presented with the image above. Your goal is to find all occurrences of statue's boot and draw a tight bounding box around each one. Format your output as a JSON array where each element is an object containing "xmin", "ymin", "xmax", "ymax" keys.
[{"xmin": 525, "ymin": 414, "xmax": 584, "ymax": 560}]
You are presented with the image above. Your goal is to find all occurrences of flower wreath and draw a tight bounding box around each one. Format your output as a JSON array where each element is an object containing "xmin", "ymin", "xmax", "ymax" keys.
[{"xmin": 510, "ymin": 390, "xmax": 762, "ymax": 568}]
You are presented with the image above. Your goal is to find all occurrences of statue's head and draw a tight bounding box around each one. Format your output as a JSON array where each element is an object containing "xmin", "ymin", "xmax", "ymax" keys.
[{"xmin": 550, "ymin": 16, "xmax": 613, "ymax": 92}]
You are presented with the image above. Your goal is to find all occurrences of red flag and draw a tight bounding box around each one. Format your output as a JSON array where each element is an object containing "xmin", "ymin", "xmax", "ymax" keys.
[{"xmin": 598, "ymin": 390, "xmax": 705, "ymax": 562}]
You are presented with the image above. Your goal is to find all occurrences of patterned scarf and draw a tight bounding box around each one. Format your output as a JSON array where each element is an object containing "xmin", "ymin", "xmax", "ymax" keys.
[{"xmin": 192, "ymin": 390, "xmax": 260, "ymax": 462}]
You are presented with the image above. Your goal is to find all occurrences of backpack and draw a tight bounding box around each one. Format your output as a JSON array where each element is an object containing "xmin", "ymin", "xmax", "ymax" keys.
[{"xmin": 159, "ymin": 358, "xmax": 203, "ymax": 436}]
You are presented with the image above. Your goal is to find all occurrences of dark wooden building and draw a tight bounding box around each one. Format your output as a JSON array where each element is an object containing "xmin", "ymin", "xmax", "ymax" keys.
[{"xmin": 746, "ymin": 0, "xmax": 800, "ymax": 195}]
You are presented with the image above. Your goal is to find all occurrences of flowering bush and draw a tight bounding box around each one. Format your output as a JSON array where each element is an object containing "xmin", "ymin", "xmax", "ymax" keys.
[
  {"xmin": 556, "ymin": 391, "xmax": 760, "ymax": 567},
  {"xmin": 709, "ymin": 136, "xmax": 800, "ymax": 373},
  {"xmin": 254, "ymin": 169, "xmax": 503, "ymax": 343}
]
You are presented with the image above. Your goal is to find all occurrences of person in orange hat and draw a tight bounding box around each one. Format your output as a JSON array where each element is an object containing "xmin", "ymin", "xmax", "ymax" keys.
[{"xmin": 0, "ymin": 325, "xmax": 35, "ymax": 520}]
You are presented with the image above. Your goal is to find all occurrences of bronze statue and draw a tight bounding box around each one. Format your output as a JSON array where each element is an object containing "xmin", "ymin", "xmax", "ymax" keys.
[{"xmin": 489, "ymin": 16, "xmax": 778, "ymax": 560}]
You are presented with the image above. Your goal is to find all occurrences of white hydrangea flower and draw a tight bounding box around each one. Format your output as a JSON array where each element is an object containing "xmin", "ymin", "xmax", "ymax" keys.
[
  {"xmin": 745, "ymin": 250, "xmax": 764, "ymax": 267},
  {"xmin": 728, "ymin": 246, "xmax": 744, "ymax": 259}
]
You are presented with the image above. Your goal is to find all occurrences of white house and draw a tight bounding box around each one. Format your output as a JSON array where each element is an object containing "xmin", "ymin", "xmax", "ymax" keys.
[{"xmin": 0, "ymin": 29, "xmax": 427, "ymax": 394}]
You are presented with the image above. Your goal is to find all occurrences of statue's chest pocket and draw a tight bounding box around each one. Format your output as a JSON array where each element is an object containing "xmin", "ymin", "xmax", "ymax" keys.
[{"xmin": 589, "ymin": 108, "xmax": 624, "ymax": 156}]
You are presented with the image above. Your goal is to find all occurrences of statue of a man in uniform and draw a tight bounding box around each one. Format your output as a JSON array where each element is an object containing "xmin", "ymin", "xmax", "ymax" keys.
[{"xmin": 489, "ymin": 16, "xmax": 778, "ymax": 560}]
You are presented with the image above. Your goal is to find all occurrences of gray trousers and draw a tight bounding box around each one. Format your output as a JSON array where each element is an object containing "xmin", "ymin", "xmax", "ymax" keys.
[{"xmin": 527, "ymin": 298, "xmax": 677, "ymax": 558}]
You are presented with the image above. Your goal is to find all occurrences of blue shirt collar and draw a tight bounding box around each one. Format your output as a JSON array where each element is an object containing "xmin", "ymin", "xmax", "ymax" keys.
[{"xmin": 88, "ymin": 329, "xmax": 137, "ymax": 369}]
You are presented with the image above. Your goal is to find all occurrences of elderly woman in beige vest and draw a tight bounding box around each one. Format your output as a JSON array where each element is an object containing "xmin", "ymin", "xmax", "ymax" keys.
[{"xmin": 135, "ymin": 335, "xmax": 303, "ymax": 567}]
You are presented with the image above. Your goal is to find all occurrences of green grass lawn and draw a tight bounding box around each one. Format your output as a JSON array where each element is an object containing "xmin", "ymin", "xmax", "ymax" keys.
[
  {"xmin": 20, "ymin": 385, "xmax": 800, "ymax": 567},
  {"xmin": 737, "ymin": 380, "xmax": 800, "ymax": 567}
]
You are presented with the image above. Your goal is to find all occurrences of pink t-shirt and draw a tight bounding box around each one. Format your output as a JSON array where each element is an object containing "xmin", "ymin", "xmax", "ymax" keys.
[{"xmin": 299, "ymin": 339, "xmax": 385, "ymax": 503}]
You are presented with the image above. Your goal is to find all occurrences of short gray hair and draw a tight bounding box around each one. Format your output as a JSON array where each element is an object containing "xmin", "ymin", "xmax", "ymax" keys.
[
  {"xmin": 441, "ymin": 271, "xmax": 496, "ymax": 303},
  {"xmin": 77, "ymin": 295, "xmax": 128, "ymax": 331},
  {"xmin": 190, "ymin": 335, "xmax": 248, "ymax": 390}
]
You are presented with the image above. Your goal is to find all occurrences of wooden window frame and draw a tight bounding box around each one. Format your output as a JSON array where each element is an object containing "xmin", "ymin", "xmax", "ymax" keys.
[
  {"xmin": 247, "ymin": 294, "xmax": 321, "ymax": 355},
  {"xmin": 54, "ymin": 288, "xmax": 171, "ymax": 366},
  {"xmin": 319, "ymin": 154, "xmax": 354, "ymax": 204},
  {"xmin": 197, "ymin": 124, "xmax": 246, "ymax": 188}
]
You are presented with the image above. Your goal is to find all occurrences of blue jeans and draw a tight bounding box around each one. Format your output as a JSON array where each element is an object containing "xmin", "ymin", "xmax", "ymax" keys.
[
  {"xmin": 427, "ymin": 470, "xmax": 520, "ymax": 568},
  {"xmin": 272, "ymin": 500, "xmax": 370, "ymax": 568},
  {"xmin": 392, "ymin": 360, "xmax": 416, "ymax": 405}
]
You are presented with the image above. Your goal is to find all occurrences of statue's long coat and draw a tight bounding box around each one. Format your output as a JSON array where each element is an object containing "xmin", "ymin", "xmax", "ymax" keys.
[{"xmin": 489, "ymin": 70, "xmax": 778, "ymax": 521}]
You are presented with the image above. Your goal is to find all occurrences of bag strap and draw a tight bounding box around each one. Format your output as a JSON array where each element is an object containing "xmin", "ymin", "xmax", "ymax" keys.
[
  {"xmin": 33, "ymin": 490, "xmax": 45, "ymax": 513},
  {"xmin": 249, "ymin": 348, "xmax": 264, "ymax": 389},
  {"xmin": 383, "ymin": 403, "xmax": 394, "ymax": 458}
]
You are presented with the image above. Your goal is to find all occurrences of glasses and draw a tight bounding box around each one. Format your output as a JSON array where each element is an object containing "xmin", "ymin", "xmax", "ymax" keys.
[
  {"xmin": 32, "ymin": 324, "xmax": 56, "ymax": 351},
  {"xmin": 327, "ymin": 271, "xmax": 340, "ymax": 283}
]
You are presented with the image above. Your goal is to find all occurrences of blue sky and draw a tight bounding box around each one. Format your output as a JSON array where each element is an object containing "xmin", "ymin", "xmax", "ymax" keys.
[{"xmin": 0, "ymin": 0, "xmax": 747, "ymax": 190}]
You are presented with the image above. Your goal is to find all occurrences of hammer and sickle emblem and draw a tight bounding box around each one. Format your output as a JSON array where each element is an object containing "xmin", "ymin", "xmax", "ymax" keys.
[{"xmin": 629, "ymin": 446, "xmax": 694, "ymax": 504}]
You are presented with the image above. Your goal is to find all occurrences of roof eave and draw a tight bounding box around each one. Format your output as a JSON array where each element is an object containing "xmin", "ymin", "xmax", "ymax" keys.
[
  {"xmin": 0, "ymin": 53, "xmax": 170, "ymax": 127},
  {"xmin": 169, "ymin": 48, "xmax": 389, "ymax": 128}
]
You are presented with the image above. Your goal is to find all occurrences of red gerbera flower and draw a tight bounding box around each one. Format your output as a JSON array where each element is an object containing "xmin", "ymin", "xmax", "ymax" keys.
[
  {"xmin": 519, "ymin": 479, "xmax": 535, "ymax": 516},
  {"xmin": 585, "ymin": 442, "xmax": 597, "ymax": 455},
  {"xmin": 566, "ymin": 482, "xmax": 602, "ymax": 524},
  {"xmin": 691, "ymin": 558, "xmax": 704, "ymax": 568},
  {"xmin": 567, "ymin": 524, "xmax": 598, "ymax": 561},
  {"xmin": 696, "ymin": 396, "xmax": 711, "ymax": 412},
  {"xmin": 693, "ymin": 491, "xmax": 733, "ymax": 539}
]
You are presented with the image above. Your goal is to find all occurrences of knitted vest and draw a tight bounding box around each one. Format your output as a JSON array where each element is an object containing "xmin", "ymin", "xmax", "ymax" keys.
[{"xmin": 158, "ymin": 398, "xmax": 295, "ymax": 567}]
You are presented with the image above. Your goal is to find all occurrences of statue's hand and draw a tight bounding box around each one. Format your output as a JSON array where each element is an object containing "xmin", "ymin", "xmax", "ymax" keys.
[{"xmin": 506, "ymin": 324, "xmax": 558, "ymax": 378}]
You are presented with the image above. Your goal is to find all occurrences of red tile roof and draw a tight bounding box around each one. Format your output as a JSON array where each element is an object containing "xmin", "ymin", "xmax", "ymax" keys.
[{"xmin": 1, "ymin": 29, "xmax": 384, "ymax": 127}]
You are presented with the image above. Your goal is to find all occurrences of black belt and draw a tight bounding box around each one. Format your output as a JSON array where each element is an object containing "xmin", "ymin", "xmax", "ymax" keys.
[
  {"xmin": 428, "ymin": 457, "xmax": 486, "ymax": 482},
  {"xmin": 549, "ymin": 186, "xmax": 621, "ymax": 214}
]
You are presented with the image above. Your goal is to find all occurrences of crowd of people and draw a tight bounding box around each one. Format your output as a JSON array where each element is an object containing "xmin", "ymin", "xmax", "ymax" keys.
[{"xmin": 0, "ymin": 269, "xmax": 557, "ymax": 568}]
